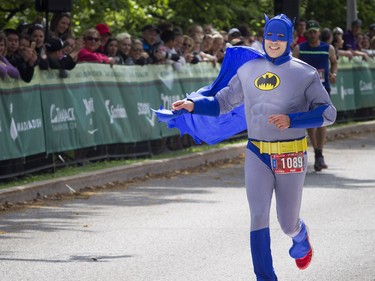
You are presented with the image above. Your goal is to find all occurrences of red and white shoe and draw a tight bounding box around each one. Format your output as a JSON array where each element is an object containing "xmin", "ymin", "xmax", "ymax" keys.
[{"xmin": 295, "ymin": 236, "xmax": 313, "ymax": 270}]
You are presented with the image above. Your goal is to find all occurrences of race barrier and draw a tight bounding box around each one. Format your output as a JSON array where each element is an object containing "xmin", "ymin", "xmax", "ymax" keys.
[
  {"xmin": 330, "ymin": 56, "xmax": 375, "ymax": 111},
  {"xmin": 0, "ymin": 57, "xmax": 374, "ymax": 163},
  {"xmin": 0, "ymin": 63, "xmax": 219, "ymax": 161}
]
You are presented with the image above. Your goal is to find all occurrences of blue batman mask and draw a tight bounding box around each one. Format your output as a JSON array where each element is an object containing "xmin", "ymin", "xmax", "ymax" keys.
[{"xmin": 263, "ymin": 14, "xmax": 294, "ymax": 65}]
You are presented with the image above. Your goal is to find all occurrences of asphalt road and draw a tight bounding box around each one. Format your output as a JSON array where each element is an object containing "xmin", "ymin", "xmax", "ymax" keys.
[{"xmin": 0, "ymin": 132, "xmax": 374, "ymax": 281}]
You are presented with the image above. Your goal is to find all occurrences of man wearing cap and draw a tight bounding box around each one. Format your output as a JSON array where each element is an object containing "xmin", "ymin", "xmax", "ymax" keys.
[
  {"xmin": 44, "ymin": 36, "xmax": 83, "ymax": 75},
  {"xmin": 293, "ymin": 19, "xmax": 337, "ymax": 172},
  {"xmin": 157, "ymin": 14, "xmax": 336, "ymax": 280},
  {"xmin": 95, "ymin": 23, "xmax": 111, "ymax": 53},
  {"xmin": 140, "ymin": 24, "xmax": 164, "ymax": 64},
  {"xmin": 228, "ymin": 28, "xmax": 242, "ymax": 44}
]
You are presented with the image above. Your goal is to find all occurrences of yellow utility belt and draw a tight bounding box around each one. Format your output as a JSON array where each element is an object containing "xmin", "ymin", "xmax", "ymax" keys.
[{"xmin": 251, "ymin": 138, "xmax": 308, "ymax": 154}]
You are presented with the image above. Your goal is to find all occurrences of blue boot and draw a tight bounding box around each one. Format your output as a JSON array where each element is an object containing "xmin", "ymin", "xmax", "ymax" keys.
[
  {"xmin": 250, "ymin": 228, "xmax": 278, "ymax": 281},
  {"xmin": 289, "ymin": 221, "xmax": 313, "ymax": 270}
]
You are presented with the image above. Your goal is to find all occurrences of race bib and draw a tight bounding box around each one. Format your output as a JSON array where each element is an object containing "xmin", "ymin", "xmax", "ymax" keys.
[
  {"xmin": 317, "ymin": 68, "xmax": 325, "ymax": 83},
  {"xmin": 271, "ymin": 152, "xmax": 304, "ymax": 174}
]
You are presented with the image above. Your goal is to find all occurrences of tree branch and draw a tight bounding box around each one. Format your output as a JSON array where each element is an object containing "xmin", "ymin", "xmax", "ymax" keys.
[
  {"xmin": 191, "ymin": 0, "xmax": 206, "ymax": 12},
  {"xmin": 0, "ymin": 2, "xmax": 31, "ymax": 23}
]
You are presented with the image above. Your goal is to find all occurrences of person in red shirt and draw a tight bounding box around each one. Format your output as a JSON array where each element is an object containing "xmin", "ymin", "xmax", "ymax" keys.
[
  {"xmin": 292, "ymin": 18, "xmax": 307, "ymax": 48},
  {"xmin": 95, "ymin": 23, "xmax": 111, "ymax": 53},
  {"xmin": 77, "ymin": 28, "xmax": 114, "ymax": 65}
]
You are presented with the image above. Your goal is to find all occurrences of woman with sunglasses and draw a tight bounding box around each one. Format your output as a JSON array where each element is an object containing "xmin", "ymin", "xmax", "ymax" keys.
[
  {"xmin": 77, "ymin": 28, "xmax": 114, "ymax": 65},
  {"xmin": 181, "ymin": 35, "xmax": 200, "ymax": 64},
  {"xmin": 124, "ymin": 39, "xmax": 150, "ymax": 66}
]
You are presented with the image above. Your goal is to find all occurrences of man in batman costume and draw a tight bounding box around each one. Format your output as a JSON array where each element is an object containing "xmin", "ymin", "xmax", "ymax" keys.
[{"xmin": 155, "ymin": 14, "xmax": 336, "ymax": 280}]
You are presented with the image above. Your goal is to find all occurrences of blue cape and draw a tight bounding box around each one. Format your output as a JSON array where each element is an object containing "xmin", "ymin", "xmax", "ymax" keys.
[{"xmin": 153, "ymin": 46, "xmax": 264, "ymax": 145}]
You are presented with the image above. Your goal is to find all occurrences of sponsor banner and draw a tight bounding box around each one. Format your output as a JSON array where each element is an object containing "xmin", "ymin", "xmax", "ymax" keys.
[
  {"xmin": 41, "ymin": 76, "xmax": 98, "ymax": 152},
  {"xmin": 352, "ymin": 59, "xmax": 375, "ymax": 108},
  {"xmin": 330, "ymin": 57, "xmax": 375, "ymax": 111},
  {"xmin": 331, "ymin": 69, "xmax": 356, "ymax": 111},
  {"xmin": 0, "ymin": 81, "xmax": 45, "ymax": 160},
  {"xmin": 39, "ymin": 64, "xmax": 219, "ymax": 153},
  {"xmin": 1, "ymin": 59, "xmax": 374, "ymax": 161}
]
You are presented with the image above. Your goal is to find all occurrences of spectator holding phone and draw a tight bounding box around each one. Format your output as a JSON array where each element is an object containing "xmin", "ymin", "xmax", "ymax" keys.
[
  {"xmin": 28, "ymin": 23, "xmax": 49, "ymax": 70},
  {"xmin": 125, "ymin": 39, "xmax": 150, "ymax": 66},
  {"xmin": 4, "ymin": 29, "xmax": 37, "ymax": 82},
  {"xmin": 61, "ymin": 33, "xmax": 76, "ymax": 55},
  {"xmin": 43, "ymin": 36, "xmax": 83, "ymax": 78},
  {"xmin": 181, "ymin": 35, "xmax": 200, "ymax": 64}
]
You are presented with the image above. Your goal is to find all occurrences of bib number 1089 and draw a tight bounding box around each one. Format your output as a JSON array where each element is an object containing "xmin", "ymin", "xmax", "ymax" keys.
[{"xmin": 271, "ymin": 152, "xmax": 304, "ymax": 174}]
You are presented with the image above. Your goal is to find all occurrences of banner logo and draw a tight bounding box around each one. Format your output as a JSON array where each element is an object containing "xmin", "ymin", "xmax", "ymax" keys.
[
  {"xmin": 137, "ymin": 102, "xmax": 155, "ymax": 127},
  {"xmin": 105, "ymin": 100, "xmax": 127, "ymax": 124},
  {"xmin": 158, "ymin": 70, "xmax": 174, "ymax": 90},
  {"xmin": 83, "ymin": 98, "xmax": 98, "ymax": 135},
  {"xmin": 83, "ymin": 98, "xmax": 95, "ymax": 115},
  {"xmin": 339, "ymin": 77, "xmax": 354, "ymax": 100},
  {"xmin": 359, "ymin": 80, "xmax": 373, "ymax": 93},
  {"xmin": 50, "ymin": 104, "xmax": 77, "ymax": 131},
  {"xmin": 8, "ymin": 103, "xmax": 43, "ymax": 141}
]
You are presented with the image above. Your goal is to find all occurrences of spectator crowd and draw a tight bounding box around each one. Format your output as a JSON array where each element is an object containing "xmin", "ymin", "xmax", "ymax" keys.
[{"xmin": 0, "ymin": 12, "xmax": 375, "ymax": 83}]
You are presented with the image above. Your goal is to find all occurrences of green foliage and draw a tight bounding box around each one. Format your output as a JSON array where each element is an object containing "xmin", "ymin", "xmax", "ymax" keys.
[
  {"xmin": 300, "ymin": 0, "xmax": 375, "ymax": 31},
  {"xmin": 0, "ymin": 0, "xmax": 374, "ymax": 37},
  {"xmin": 0, "ymin": 0, "xmax": 269, "ymax": 36},
  {"xmin": 0, "ymin": 0, "xmax": 37, "ymax": 29}
]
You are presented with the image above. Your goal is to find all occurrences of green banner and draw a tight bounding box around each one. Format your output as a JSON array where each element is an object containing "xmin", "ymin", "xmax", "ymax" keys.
[
  {"xmin": 352, "ymin": 57, "xmax": 375, "ymax": 109},
  {"xmin": 1, "ymin": 59, "xmax": 374, "ymax": 161},
  {"xmin": 38, "ymin": 63, "xmax": 219, "ymax": 153},
  {"xmin": 330, "ymin": 56, "xmax": 375, "ymax": 111},
  {"xmin": 0, "ymin": 78, "xmax": 45, "ymax": 161}
]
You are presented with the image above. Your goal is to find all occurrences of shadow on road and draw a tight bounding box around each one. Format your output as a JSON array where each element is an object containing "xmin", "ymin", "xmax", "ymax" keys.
[
  {"xmin": 0, "ymin": 254, "xmax": 132, "ymax": 263},
  {"xmin": 1, "ymin": 132, "xmax": 374, "ymax": 239},
  {"xmin": 305, "ymin": 171, "xmax": 375, "ymax": 189}
]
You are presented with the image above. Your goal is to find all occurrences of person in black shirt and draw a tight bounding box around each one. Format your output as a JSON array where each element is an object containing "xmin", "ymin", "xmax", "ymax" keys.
[
  {"xmin": 44, "ymin": 36, "xmax": 83, "ymax": 77},
  {"xmin": 4, "ymin": 28, "xmax": 37, "ymax": 83}
]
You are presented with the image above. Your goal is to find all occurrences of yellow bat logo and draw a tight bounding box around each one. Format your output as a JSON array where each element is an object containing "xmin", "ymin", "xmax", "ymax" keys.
[{"xmin": 254, "ymin": 72, "xmax": 280, "ymax": 91}]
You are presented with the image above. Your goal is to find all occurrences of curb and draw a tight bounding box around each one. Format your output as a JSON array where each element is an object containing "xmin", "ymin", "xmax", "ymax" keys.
[{"xmin": 1, "ymin": 121, "xmax": 375, "ymax": 205}]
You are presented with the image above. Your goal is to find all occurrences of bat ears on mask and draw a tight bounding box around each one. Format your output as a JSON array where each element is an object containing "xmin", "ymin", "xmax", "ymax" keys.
[
  {"xmin": 264, "ymin": 13, "xmax": 269, "ymax": 24},
  {"xmin": 264, "ymin": 13, "xmax": 296, "ymax": 26}
]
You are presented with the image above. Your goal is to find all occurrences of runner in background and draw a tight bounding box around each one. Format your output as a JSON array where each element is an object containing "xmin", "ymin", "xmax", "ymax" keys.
[{"xmin": 293, "ymin": 20, "xmax": 338, "ymax": 171}]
